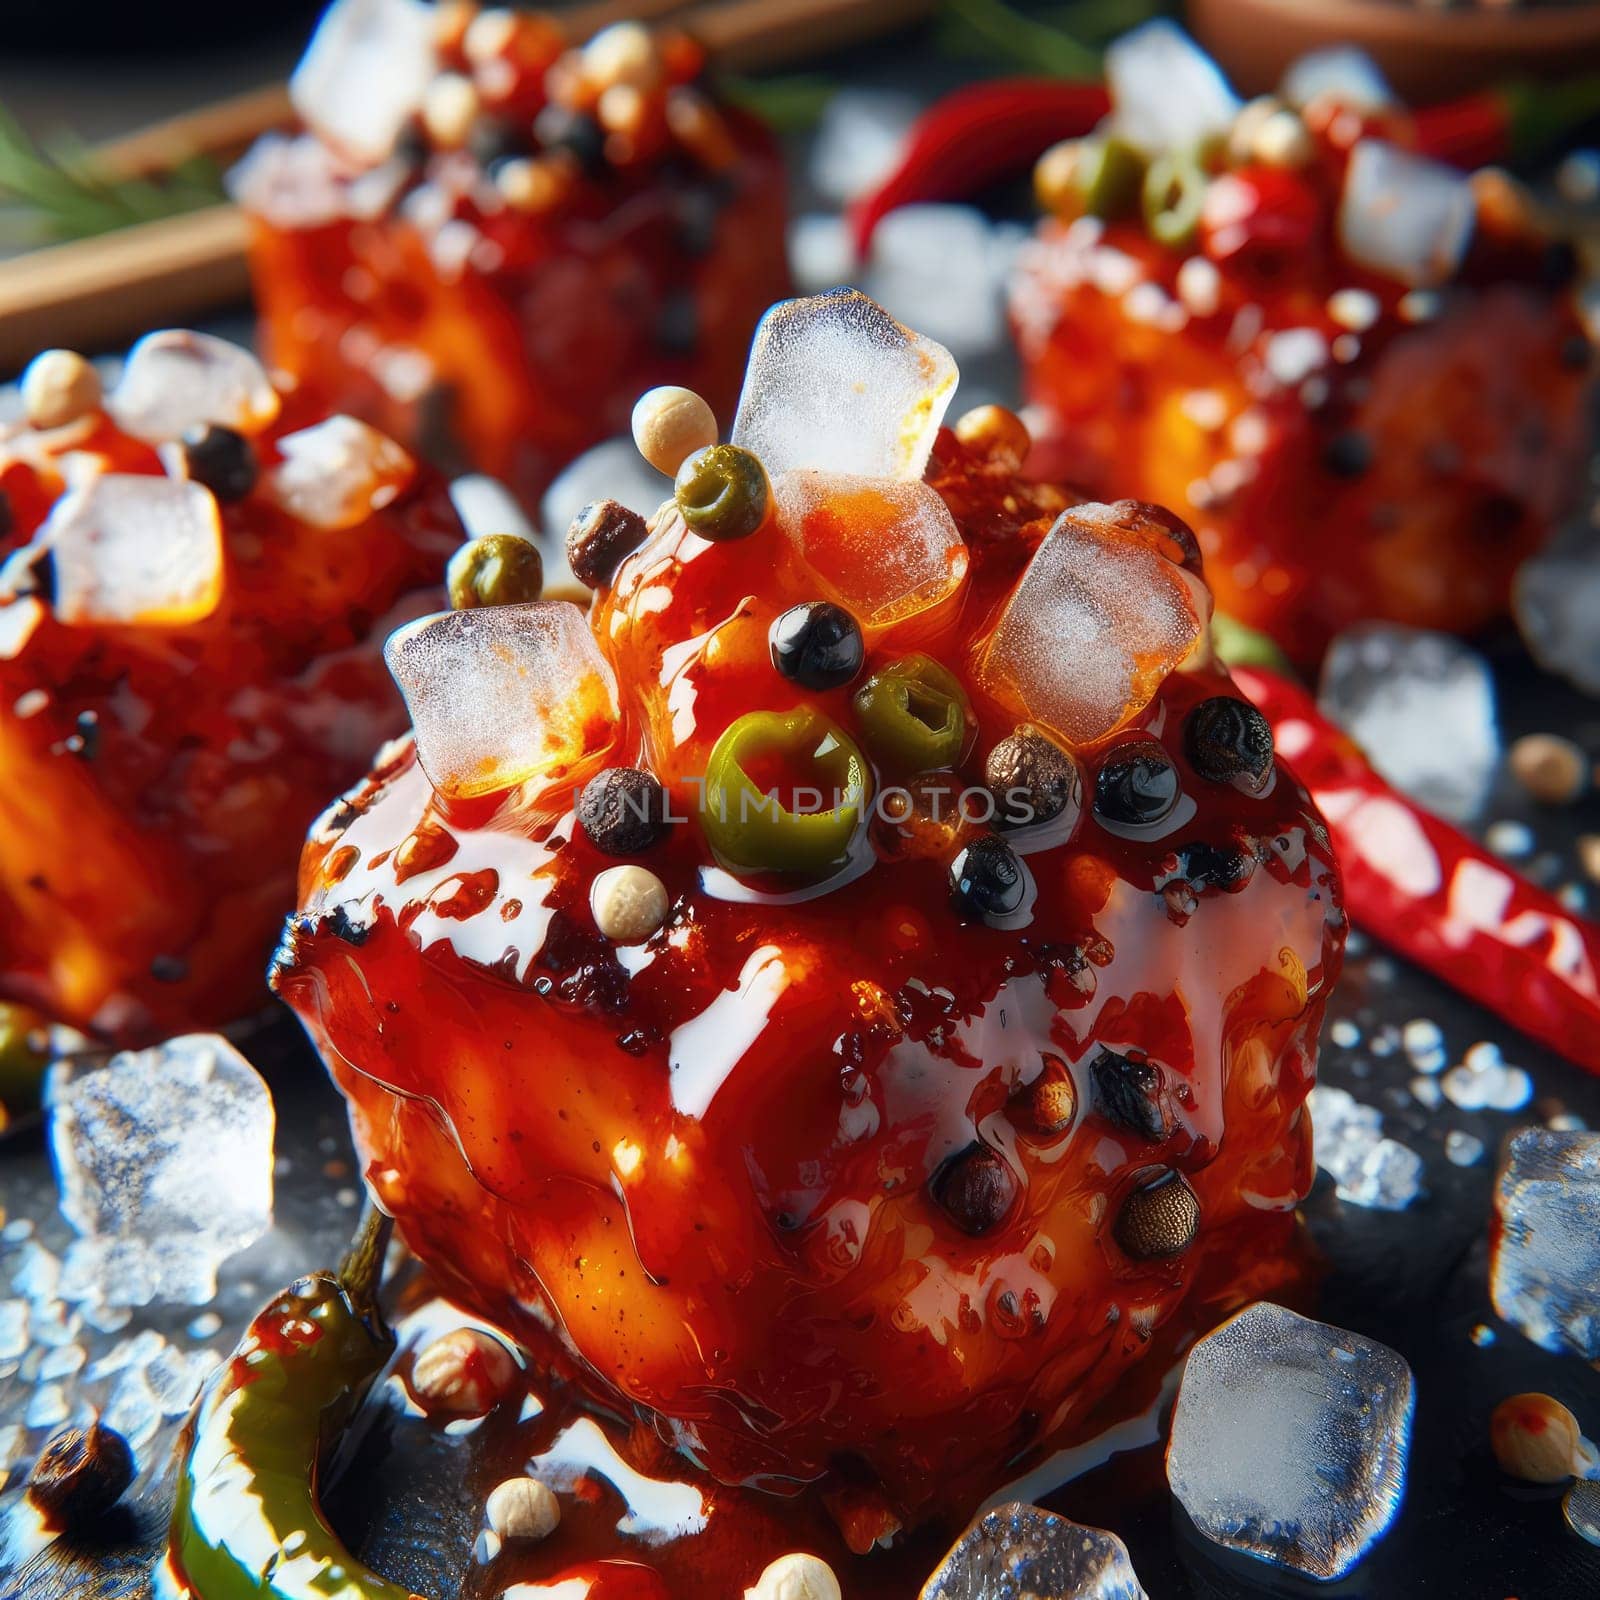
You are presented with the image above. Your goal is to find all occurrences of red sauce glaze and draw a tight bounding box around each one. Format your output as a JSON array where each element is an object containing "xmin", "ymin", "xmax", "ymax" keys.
[
  {"xmin": 237, "ymin": 16, "xmax": 790, "ymax": 511},
  {"xmin": 274, "ymin": 424, "xmax": 1344, "ymax": 1546},
  {"xmin": 0, "ymin": 392, "xmax": 460, "ymax": 1044},
  {"xmin": 1012, "ymin": 138, "xmax": 1592, "ymax": 666}
]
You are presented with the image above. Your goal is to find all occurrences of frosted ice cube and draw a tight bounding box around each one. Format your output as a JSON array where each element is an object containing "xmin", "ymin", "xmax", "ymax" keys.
[
  {"xmin": 0, "ymin": 1299, "xmax": 27, "ymax": 1361},
  {"xmin": 291, "ymin": 0, "xmax": 438, "ymax": 165},
  {"xmin": 923, "ymin": 1503, "xmax": 1146, "ymax": 1600},
  {"xmin": 386, "ymin": 602, "xmax": 619, "ymax": 799},
  {"xmin": 269, "ymin": 414, "xmax": 416, "ymax": 531},
  {"xmin": 976, "ymin": 506, "xmax": 1207, "ymax": 746},
  {"xmin": 1339, "ymin": 141, "xmax": 1474, "ymax": 288},
  {"xmin": 47, "ymin": 1034, "xmax": 275, "ymax": 1308},
  {"xmin": 865, "ymin": 205, "xmax": 1007, "ymax": 359},
  {"xmin": 541, "ymin": 437, "xmax": 673, "ymax": 593},
  {"xmin": 1106, "ymin": 21, "xmax": 1240, "ymax": 155},
  {"xmin": 810, "ymin": 88, "xmax": 920, "ymax": 205},
  {"xmin": 43, "ymin": 474, "xmax": 224, "ymax": 627},
  {"xmin": 732, "ymin": 289, "xmax": 957, "ymax": 483},
  {"xmin": 1318, "ymin": 625, "xmax": 1497, "ymax": 824},
  {"xmin": 108, "ymin": 330, "xmax": 280, "ymax": 444},
  {"xmin": 1515, "ymin": 524, "xmax": 1600, "ymax": 696},
  {"xmin": 1492, "ymin": 1128, "xmax": 1600, "ymax": 1360},
  {"xmin": 1167, "ymin": 1301, "xmax": 1414, "ymax": 1581},
  {"xmin": 773, "ymin": 470, "xmax": 967, "ymax": 630},
  {"xmin": 1308, "ymin": 1085, "xmax": 1423, "ymax": 1210},
  {"xmin": 1281, "ymin": 47, "xmax": 1394, "ymax": 110}
]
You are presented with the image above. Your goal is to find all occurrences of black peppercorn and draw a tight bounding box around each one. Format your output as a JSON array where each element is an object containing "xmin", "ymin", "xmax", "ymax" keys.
[
  {"xmin": 470, "ymin": 116, "xmax": 532, "ymax": 170},
  {"xmin": 1185, "ymin": 696, "xmax": 1274, "ymax": 791},
  {"xmin": 931, "ymin": 1142, "xmax": 1020, "ymax": 1235},
  {"xmin": 948, "ymin": 835, "xmax": 1026, "ymax": 920},
  {"xmin": 769, "ymin": 602, "xmax": 864, "ymax": 691},
  {"xmin": 566, "ymin": 499, "xmax": 649, "ymax": 589},
  {"xmin": 27, "ymin": 1422, "xmax": 134, "ymax": 1528},
  {"xmin": 1093, "ymin": 740, "xmax": 1180, "ymax": 827},
  {"xmin": 986, "ymin": 725, "xmax": 1082, "ymax": 832},
  {"xmin": 1322, "ymin": 430, "xmax": 1373, "ymax": 479},
  {"xmin": 1090, "ymin": 1049, "xmax": 1169, "ymax": 1142},
  {"xmin": 1114, "ymin": 1169, "xmax": 1200, "ymax": 1259},
  {"xmin": 537, "ymin": 106, "xmax": 606, "ymax": 174},
  {"xmin": 181, "ymin": 424, "xmax": 258, "ymax": 503},
  {"xmin": 578, "ymin": 767, "xmax": 670, "ymax": 856}
]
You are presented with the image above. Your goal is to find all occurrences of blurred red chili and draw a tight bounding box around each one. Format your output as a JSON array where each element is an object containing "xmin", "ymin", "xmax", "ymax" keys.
[
  {"xmin": 1237, "ymin": 665, "xmax": 1600, "ymax": 1076},
  {"xmin": 848, "ymin": 77, "xmax": 1110, "ymax": 258}
]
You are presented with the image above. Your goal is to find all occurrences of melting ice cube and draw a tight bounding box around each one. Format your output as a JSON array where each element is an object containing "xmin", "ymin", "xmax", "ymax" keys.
[
  {"xmin": 291, "ymin": 0, "xmax": 438, "ymax": 166},
  {"xmin": 387, "ymin": 602, "xmax": 619, "ymax": 799},
  {"xmin": 1167, "ymin": 1301, "xmax": 1414, "ymax": 1581},
  {"xmin": 44, "ymin": 474, "xmax": 224, "ymax": 627},
  {"xmin": 1515, "ymin": 525, "xmax": 1600, "ymax": 696},
  {"xmin": 773, "ymin": 470, "xmax": 967, "ymax": 630},
  {"xmin": 1106, "ymin": 21, "xmax": 1240, "ymax": 155},
  {"xmin": 976, "ymin": 506, "xmax": 1206, "ymax": 747},
  {"xmin": 1339, "ymin": 142, "xmax": 1474, "ymax": 288},
  {"xmin": 108, "ymin": 330, "xmax": 280, "ymax": 444},
  {"xmin": 1281, "ymin": 47, "xmax": 1394, "ymax": 110},
  {"xmin": 731, "ymin": 289, "xmax": 957, "ymax": 483},
  {"xmin": 1492, "ymin": 1127, "xmax": 1600, "ymax": 1360},
  {"xmin": 1308, "ymin": 1085, "xmax": 1423, "ymax": 1210},
  {"xmin": 269, "ymin": 414, "xmax": 415, "ymax": 531},
  {"xmin": 922, "ymin": 1503, "xmax": 1148, "ymax": 1600},
  {"xmin": 47, "ymin": 1035, "xmax": 275, "ymax": 1309},
  {"xmin": 1318, "ymin": 624, "xmax": 1497, "ymax": 824}
]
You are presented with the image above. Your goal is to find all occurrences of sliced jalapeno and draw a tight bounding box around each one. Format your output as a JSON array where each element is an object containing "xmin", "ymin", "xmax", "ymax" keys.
[
  {"xmin": 1143, "ymin": 148, "xmax": 1209, "ymax": 249},
  {"xmin": 1078, "ymin": 136, "xmax": 1146, "ymax": 219},
  {"xmin": 702, "ymin": 707, "xmax": 869, "ymax": 875},
  {"xmin": 675, "ymin": 444, "xmax": 770, "ymax": 543},
  {"xmin": 853, "ymin": 654, "xmax": 972, "ymax": 774}
]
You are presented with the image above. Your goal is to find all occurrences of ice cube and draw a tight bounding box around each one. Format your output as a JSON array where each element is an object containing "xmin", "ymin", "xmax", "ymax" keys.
[
  {"xmin": 1281, "ymin": 47, "xmax": 1394, "ymax": 110},
  {"xmin": 1308, "ymin": 1085, "xmax": 1423, "ymax": 1210},
  {"xmin": 108, "ymin": 330, "xmax": 280, "ymax": 444},
  {"xmin": 541, "ymin": 437, "xmax": 673, "ymax": 590},
  {"xmin": 865, "ymin": 205, "xmax": 1007, "ymax": 359},
  {"xmin": 1167, "ymin": 1301, "xmax": 1415, "ymax": 1581},
  {"xmin": 773, "ymin": 470, "xmax": 967, "ymax": 630},
  {"xmin": 1338, "ymin": 142, "xmax": 1474, "ymax": 289},
  {"xmin": 0, "ymin": 1299, "xmax": 27, "ymax": 1361},
  {"xmin": 269, "ymin": 414, "xmax": 416, "ymax": 531},
  {"xmin": 923, "ymin": 1503, "xmax": 1148, "ymax": 1600},
  {"xmin": 291, "ymin": 0, "xmax": 438, "ymax": 166},
  {"xmin": 731, "ymin": 289, "xmax": 957, "ymax": 483},
  {"xmin": 1106, "ymin": 21, "xmax": 1240, "ymax": 155},
  {"xmin": 976, "ymin": 506, "xmax": 1207, "ymax": 747},
  {"xmin": 386, "ymin": 602, "xmax": 619, "ymax": 799},
  {"xmin": 1318, "ymin": 625, "xmax": 1497, "ymax": 824},
  {"xmin": 1492, "ymin": 1127, "xmax": 1600, "ymax": 1360},
  {"xmin": 47, "ymin": 1034, "xmax": 275, "ymax": 1308},
  {"xmin": 809, "ymin": 88, "xmax": 920, "ymax": 206},
  {"xmin": 1515, "ymin": 524, "xmax": 1600, "ymax": 696},
  {"xmin": 42, "ymin": 474, "xmax": 224, "ymax": 627}
]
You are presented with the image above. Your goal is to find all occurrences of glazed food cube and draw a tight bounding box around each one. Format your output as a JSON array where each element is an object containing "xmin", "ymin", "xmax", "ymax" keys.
[
  {"xmin": 0, "ymin": 333, "xmax": 462, "ymax": 1044},
  {"xmin": 274, "ymin": 294, "xmax": 1345, "ymax": 1543},
  {"xmin": 235, "ymin": 1, "xmax": 791, "ymax": 511}
]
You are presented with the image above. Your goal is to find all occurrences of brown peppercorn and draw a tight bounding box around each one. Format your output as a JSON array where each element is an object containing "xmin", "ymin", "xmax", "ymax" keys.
[
  {"xmin": 1114, "ymin": 1170, "xmax": 1200, "ymax": 1260},
  {"xmin": 578, "ymin": 766, "xmax": 669, "ymax": 855},
  {"xmin": 987, "ymin": 725, "xmax": 1083, "ymax": 833},
  {"xmin": 931, "ymin": 1142, "xmax": 1020, "ymax": 1236},
  {"xmin": 1021, "ymin": 1058, "xmax": 1076, "ymax": 1136},
  {"xmin": 566, "ymin": 498, "xmax": 649, "ymax": 589},
  {"xmin": 1091, "ymin": 1049, "xmax": 1170, "ymax": 1142},
  {"xmin": 1509, "ymin": 733, "xmax": 1589, "ymax": 806},
  {"xmin": 1490, "ymin": 1392, "xmax": 1592, "ymax": 1483},
  {"xmin": 953, "ymin": 404, "xmax": 1031, "ymax": 472},
  {"xmin": 27, "ymin": 1421, "xmax": 134, "ymax": 1528}
]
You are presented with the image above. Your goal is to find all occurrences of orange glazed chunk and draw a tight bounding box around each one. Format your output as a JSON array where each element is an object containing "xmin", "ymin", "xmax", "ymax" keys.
[
  {"xmin": 1011, "ymin": 26, "xmax": 1592, "ymax": 666},
  {"xmin": 274, "ymin": 292, "xmax": 1345, "ymax": 1542},
  {"xmin": 235, "ymin": 3, "xmax": 790, "ymax": 512},
  {"xmin": 0, "ymin": 332, "xmax": 462, "ymax": 1044}
]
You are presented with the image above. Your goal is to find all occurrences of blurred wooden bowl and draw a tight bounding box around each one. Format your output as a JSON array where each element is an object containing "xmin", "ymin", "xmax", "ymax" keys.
[{"xmin": 1189, "ymin": 0, "xmax": 1600, "ymax": 103}]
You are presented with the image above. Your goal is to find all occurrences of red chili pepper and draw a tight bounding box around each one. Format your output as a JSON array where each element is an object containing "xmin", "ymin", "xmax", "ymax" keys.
[
  {"xmin": 1235, "ymin": 665, "xmax": 1600, "ymax": 1076},
  {"xmin": 1415, "ymin": 74, "xmax": 1600, "ymax": 170},
  {"xmin": 847, "ymin": 77, "xmax": 1110, "ymax": 260},
  {"xmin": 1199, "ymin": 166, "xmax": 1321, "ymax": 277}
]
